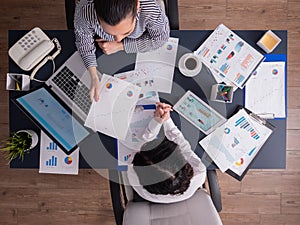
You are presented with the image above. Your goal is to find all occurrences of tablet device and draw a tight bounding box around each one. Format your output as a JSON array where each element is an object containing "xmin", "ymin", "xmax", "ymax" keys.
[
  {"xmin": 173, "ymin": 90, "xmax": 227, "ymax": 135},
  {"xmin": 13, "ymin": 85, "xmax": 90, "ymax": 155}
]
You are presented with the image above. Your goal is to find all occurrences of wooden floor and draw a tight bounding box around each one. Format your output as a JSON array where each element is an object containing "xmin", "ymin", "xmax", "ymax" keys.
[{"xmin": 0, "ymin": 0, "xmax": 299, "ymax": 224}]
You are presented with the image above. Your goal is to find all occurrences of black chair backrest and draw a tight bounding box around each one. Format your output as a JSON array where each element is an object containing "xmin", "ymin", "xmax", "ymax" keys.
[
  {"xmin": 65, "ymin": 0, "xmax": 76, "ymax": 30},
  {"xmin": 65, "ymin": 0, "xmax": 179, "ymax": 30}
]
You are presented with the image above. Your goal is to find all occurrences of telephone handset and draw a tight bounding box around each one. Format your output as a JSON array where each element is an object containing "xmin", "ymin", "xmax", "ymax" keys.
[
  {"xmin": 8, "ymin": 27, "xmax": 61, "ymax": 81},
  {"xmin": 9, "ymin": 27, "xmax": 57, "ymax": 71},
  {"xmin": 30, "ymin": 38, "xmax": 61, "ymax": 80}
]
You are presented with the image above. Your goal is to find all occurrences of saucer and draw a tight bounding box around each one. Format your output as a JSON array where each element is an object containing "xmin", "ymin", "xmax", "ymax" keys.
[{"xmin": 178, "ymin": 53, "xmax": 202, "ymax": 77}]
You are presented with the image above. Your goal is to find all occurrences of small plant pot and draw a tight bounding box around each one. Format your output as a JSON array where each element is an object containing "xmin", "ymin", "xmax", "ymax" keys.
[
  {"xmin": 0, "ymin": 129, "xmax": 39, "ymax": 163},
  {"xmin": 15, "ymin": 130, "xmax": 38, "ymax": 151}
]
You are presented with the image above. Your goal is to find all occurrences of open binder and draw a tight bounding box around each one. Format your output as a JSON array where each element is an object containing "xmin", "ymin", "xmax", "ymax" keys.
[{"xmin": 199, "ymin": 107, "xmax": 275, "ymax": 181}]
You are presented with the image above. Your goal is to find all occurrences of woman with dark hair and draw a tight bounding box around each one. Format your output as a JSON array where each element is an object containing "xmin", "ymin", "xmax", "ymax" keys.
[
  {"xmin": 74, "ymin": 0, "xmax": 170, "ymax": 102},
  {"xmin": 127, "ymin": 102, "xmax": 206, "ymax": 203}
]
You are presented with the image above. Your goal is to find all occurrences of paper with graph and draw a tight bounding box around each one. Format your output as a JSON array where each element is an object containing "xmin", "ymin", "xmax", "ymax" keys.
[
  {"xmin": 117, "ymin": 105, "xmax": 155, "ymax": 166},
  {"xmin": 114, "ymin": 69, "xmax": 160, "ymax": 105},
  {"xmin": 245, "ymin": 61, "xmax": 286, "ymax": 119},
  {"xmin": 199, "ymin": 108, "xmax": 273, "ymax": 176},
  {"xmin": 84, "ymin": 74, "xmax": 141, "ymax": 140},
  {"xmin": 39, "ymin": 131, "xmax": 79, "ymax": 175},
  {"xmin": 194, "ymin": 24, "xmax": 264, "ymax": 89},
  {"xmin": 135, "ymin": 37, "xmax": 179, "ymax": 93}
]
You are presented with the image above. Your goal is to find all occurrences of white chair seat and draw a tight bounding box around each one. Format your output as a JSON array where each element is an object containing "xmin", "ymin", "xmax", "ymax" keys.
[{"xmin": 122, "ymin": 189, "xmax": 223, "ymax": 225}]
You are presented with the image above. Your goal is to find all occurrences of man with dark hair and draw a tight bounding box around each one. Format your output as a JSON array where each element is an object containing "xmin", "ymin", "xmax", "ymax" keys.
[{"xmin": 74, "ymin": 0, "xmax": 170, "ymax": 101}]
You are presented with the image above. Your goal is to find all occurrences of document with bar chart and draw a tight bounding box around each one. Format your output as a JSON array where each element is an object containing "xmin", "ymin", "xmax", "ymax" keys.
[
  {"xmin": 199, "ymin": 108, "xmax": 273, "ymax": 179},
  {"xmin": 39, "ymin": 131, "xmax": 79, "ymax": 175},
  {"xmin": 194, "ymin": 24, "xmax": 265, "ymax": 89}
]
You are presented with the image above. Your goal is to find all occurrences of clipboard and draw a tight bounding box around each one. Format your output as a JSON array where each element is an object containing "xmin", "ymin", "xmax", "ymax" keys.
[
  {"xmin": 199, "ymin": 106, "xmax": 275, "ymax": 181},
  {"xmin": 116, "ymin": 104, "xmax": 156, "ymax": 171},
  {"xmin": 244, "ymin": 54, "xmax": 287, "ymax": 119}
]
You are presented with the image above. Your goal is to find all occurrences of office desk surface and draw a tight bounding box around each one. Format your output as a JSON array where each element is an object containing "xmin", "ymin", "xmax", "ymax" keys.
[{"xmin": 9, "ymin": 29, "xmax": 287, "ymax": 170}]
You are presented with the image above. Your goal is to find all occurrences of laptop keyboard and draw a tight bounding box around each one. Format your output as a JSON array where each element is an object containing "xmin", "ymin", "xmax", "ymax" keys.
[{"xmin": 52, "ymin": 66, "xmax": 91, "ymax": 115}]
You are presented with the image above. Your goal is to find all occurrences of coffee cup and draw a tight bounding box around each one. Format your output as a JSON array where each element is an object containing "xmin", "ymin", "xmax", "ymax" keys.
[{"xmin": 178, "ymin": 53, "xmax": 202, "ymax": 77}]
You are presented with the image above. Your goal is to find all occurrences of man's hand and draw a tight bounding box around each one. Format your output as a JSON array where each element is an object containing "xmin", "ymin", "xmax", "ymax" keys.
[
  {"xmin": 96, "ymin": 39, "xmax": 124, "ymax": 55},
  {"xmin": 154, "ymin": 102, "xmax": 173, "ymax": 123}
]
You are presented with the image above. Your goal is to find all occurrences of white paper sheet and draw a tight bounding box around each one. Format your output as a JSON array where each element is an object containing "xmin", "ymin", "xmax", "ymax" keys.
[
  {"xmin": 245, "ymin": 61, "xmax": 286, "ymax": 119},
  {"xmin": 194, "ymin": 24, "xmax": 264, "ymax": 89},
  {"xmin": 39, "ymin": 131, "xmax": 79, "ymax": 175},
  {"xmin": 135, "ymin": 37, "xmax": 179, "ymax": 93},
  {"xmin": 199, "ymin": 109, "xmax": 273, "ymax": 176},
  {"xmin": 84, "ymin": 74, "xmax": 141, "ymax": 140},
  {"xmin": 117, "ymin": 105, "xmax": 155, "ymax": 166},
  {"xmin": 114, "ymin": 69, "xmax": 160, "ymax": 105}
]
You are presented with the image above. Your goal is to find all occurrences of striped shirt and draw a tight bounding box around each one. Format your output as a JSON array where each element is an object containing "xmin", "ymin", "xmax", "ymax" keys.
[{"xmin": 74, "ymin": 0, "xmax": 170, "ymax": 69}]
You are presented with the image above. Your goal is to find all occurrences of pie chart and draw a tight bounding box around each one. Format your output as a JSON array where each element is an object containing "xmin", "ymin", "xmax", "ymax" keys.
[
  {"xmin": 235, "ymin": 158, "xmax": 244, "ymax": 166},
  {"xmin": 64, "ymin": 157, "xmax": 73, "ymax": 165}
]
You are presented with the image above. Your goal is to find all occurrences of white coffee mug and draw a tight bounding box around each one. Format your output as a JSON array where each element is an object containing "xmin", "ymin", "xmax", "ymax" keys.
[{"xmin": 178, "ymin": 53, "xmax": 202, "ymax": 77}]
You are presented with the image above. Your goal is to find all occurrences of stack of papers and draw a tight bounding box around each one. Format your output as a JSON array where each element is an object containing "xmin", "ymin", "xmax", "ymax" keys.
[
  {"xmin": 245, "ymin": 61, "xmax": 286, "ymax": 119},
  {"xmin": 85, "ymin": 74, "xmax": 141, "ymax": 140},
  {"xmin": 199, "ymin": 108, "xmax": 273, "ymax": 176},
  {"xmin": 195, "ymin": 24, "xmax": 265, "ymax": 89}
]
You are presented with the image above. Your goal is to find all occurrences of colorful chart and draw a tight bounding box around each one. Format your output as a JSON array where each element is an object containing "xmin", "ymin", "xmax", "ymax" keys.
[
  {"xmin": 47, "ymin": 141, "xmax": 57, "ymax": 150},
  {"xmin": 64, "ymin": 156, "xmax": 73, "ymax": 165},
  {"xmin": 234, "ymin": 73, "xmax": 245, "ymax": 84},
  {"xmin": 46, "ymin": 156, "xmax": 57, "ymax": 166},
  {"xmin": 224, "ymin": 127, "xmax": 230, "ymax": 134},
  {"xmin": 106, "ymin": 82, "xmax": 113, "ymax": 89},
  {"xmin": 127, "ymin": 90, "xmax": 134, "ymax": 97},
  {"xmin": 166, "ymin": 44, "xmax": 173, "ymax": 50},
  {"xmin": 231, "ymin": 137, "xmax": 239, "ymax": 148},
  {"xmin": 272, "ymin": 68, "xmax": 278, "ymax": 75},
  {"xmin": 248, "ymin": 147, "xmax": 256, "ymax": 156},
  {"xmin": 235, "ymin": 116, "xmax": 260, "ymax": 140},
  {"xmin": 124, "ymin": 154, "xmax": 131, "ymax": 162},
  {"xmin": 235, "ymin": 158, "xmax": 244, "ymax": 166}
]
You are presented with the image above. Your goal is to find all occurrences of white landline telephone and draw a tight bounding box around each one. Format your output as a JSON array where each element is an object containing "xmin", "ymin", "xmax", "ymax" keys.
[{"xmin": 8, "ymin": 27, "xmax": 61, "ymax": 80}]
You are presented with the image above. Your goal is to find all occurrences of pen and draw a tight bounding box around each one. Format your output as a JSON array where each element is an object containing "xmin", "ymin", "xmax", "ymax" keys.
[
  {"xmin": 9, "ymin": 74, "xmax": 22, "ymax": 90},
  {"xmin": 256, "ymin": 113, "xmax": 275, "ymax": 119}
]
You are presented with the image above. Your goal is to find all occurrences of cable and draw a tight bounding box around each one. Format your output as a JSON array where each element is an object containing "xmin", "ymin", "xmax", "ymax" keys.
[{"xmin": 30, "ymin": 38, "xmax": 61, "ymax": 81}]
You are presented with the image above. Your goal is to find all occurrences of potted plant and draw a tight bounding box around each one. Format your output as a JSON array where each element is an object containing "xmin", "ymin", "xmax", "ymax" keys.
[{"xmin": 0, "ymin": 129, "xmax": 38, "ymax": 163}]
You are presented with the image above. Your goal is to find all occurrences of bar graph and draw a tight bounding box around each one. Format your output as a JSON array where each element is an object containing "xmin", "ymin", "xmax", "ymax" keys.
[
  {"xmin": 46, "ymin": 141, "xmax": 58, "ymax": 150},
  {"xmin": 235, "ymin": 116, "xmax": 260, "ymax": 140},
  {"xmin": 45, "ymin": 156, "xmax": 57, "ymax": 166}
]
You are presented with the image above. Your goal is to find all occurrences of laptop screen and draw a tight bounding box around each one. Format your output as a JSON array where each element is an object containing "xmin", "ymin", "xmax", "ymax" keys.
[{"xmin": 15, "ymin": 87, "xmax": 90, "ymax": 153}]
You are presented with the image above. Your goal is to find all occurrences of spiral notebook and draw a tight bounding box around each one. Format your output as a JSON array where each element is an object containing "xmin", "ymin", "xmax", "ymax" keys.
[{"xmin": 199, "ymin": 107, "xmax": 275, "ymax": 180}]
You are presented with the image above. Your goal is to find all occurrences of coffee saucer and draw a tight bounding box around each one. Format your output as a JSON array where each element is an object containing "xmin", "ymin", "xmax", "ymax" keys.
[{"xmin": 178, "ymin": 53, "xmax": 202, "ymax": 77}]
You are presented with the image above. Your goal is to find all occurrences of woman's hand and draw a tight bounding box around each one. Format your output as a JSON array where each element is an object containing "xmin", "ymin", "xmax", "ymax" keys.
[
  {"xmin": 154, "ymin": 102, "xmax": 173, "ymax": 123},
  {"xmin": 96, "ymin": 39, "xmax": 124, "ymax": 55},
  {"xmin": 88, "ymin": 67, "xmax": 101, "ymax": 102}
]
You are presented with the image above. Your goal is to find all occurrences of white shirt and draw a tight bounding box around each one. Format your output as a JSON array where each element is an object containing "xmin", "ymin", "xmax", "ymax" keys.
[{"xmin": 127, "ymin": 118, "xmax": 207, "ymax": 203}]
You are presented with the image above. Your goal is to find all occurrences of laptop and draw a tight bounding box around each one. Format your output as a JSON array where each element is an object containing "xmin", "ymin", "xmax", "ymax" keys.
[
  {"xmin": 45, "ymin": 51, "xmax": 96, "ymax": 121},
  {"xmin": 13, "ymin": 51, "xmax": 96, "ymax": 154}
]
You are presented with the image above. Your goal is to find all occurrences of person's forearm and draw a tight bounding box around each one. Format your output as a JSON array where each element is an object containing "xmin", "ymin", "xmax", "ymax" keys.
[
  {"xmin": 88, "ymin": 66, "xmax": 99, "ymax": 82},
  {"xmin": 142, "ymin": 118, "xmax": 162, "ymax": 142}
]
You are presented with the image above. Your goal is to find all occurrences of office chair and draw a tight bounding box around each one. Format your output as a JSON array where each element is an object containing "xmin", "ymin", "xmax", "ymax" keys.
[
  {"xmin": 109, "ymin": 169, "xmax": 223, "ymax": 225},
  {"xmin": 64, "ymin": 0, "xmax": 179, "ymax": 30}
]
